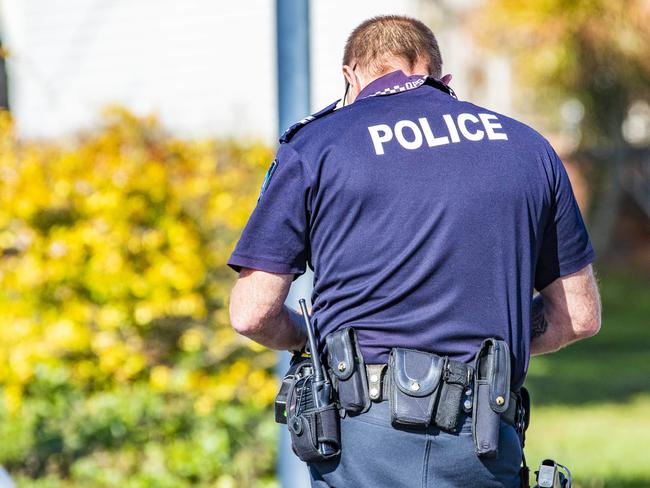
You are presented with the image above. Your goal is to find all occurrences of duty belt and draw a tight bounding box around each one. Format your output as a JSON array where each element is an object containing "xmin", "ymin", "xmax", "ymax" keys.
[{"xmin": 364, "ymin": 363, "xmax": 523, "ymax": 430}]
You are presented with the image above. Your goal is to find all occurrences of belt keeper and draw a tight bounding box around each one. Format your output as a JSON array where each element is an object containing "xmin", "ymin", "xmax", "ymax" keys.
[{"xmin": 366, "ymin": 364, "xmax": 386, "ymax": 401}]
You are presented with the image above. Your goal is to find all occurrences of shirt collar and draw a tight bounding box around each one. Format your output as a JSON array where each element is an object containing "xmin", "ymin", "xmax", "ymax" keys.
[{"xmin": 355, "ymin": 70, "xmax": 456, "ymax": 101}]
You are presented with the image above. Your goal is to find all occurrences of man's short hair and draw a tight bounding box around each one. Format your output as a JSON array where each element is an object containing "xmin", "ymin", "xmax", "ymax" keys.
[{"xmin": 343, "ymin": 15, "xmax": 442, "ymax": 78}]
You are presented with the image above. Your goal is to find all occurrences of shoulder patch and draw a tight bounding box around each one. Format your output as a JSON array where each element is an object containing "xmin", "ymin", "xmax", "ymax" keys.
[
  {"xmin": 258, "ymin": 159, "xmax": 278, "ymax": 202},
  {"xmin": 279, "ymin": 100, "xmax": 339, "ymax": 143}
]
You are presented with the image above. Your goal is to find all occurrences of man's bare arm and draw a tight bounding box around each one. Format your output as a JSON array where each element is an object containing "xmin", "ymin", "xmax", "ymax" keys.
[
  {"xmin": 229, "ymin": 268, "xmax": 307, "ymax": 351},
  {"xmin": 531, "ymin": 264, "xmax": 601, "ymax": 355}
]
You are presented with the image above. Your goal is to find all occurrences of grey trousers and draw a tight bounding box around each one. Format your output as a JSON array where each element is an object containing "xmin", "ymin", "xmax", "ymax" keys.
[{"xmin": 309, "ymin": 400, "xmax": 523, "ymax": 488}]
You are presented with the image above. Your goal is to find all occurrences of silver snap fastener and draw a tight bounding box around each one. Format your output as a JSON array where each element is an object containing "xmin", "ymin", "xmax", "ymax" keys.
[
  {"xmin": 369, "ymin": 374, "xmax": 379, "ymax": 383},
  {"xmin": 369, "ymin": 387, "xmax": 379, "ymax": 398},
  {"xmin": 337, "ymin": 362, "xmax": 346, "ymax": 372},
  {"xmin": 463, "ymin": 399, "xmax": 472, "ymax": 411},
  {"xmin": 465, "ymin": 389, "xmax": 472, "ymax": 396},
  {"xmin": 410, "ymin": 381, "xmax": 420, "ymax": 391}
]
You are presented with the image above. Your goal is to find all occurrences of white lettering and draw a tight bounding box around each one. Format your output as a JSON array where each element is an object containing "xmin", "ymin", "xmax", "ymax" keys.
[
  {"xmin": 418, "ymin": 117, "xmax": 449, "ymax": 147},
  {"xmin": 457, "ymin": 113, "xmax": 484, "ymax": 141},
  {"xmin": 368, "ymin": 112, "xmax": 508, "ymax": 154},
  {"xmin": 443, "ymin": 114, "xmax": 461, "ymax": 143},
  {"xmin": 368, "ymin": 124, "xmax": 393, "ymax": 155},
  {"xmin": 479, "ymin": 113, "xmax": 508, "ymax": 140},
  {"xmin": 394, "ymin": 120, "xmax": 423, "ymax": 150}
]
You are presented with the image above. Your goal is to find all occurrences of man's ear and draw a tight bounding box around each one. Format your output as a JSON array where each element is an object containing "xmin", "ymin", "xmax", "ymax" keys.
[{"xmin": 342, "ymin": 65, "xmax": 357, "ymax": 87}]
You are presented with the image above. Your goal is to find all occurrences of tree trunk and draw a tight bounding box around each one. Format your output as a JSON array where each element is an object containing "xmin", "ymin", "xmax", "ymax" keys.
[
  {"xmin": 0, "ymin": 37, "xmax": 9, "ymax": 111},
  {"xmin": 588, "ymin": 141, "xmax": 627, "ymax": 258}
]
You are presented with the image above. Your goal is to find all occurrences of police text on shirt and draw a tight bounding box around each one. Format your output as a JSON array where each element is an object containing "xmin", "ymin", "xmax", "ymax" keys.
[{"xmin": 367, "ymin": 113, "xmax": 508, "ymax": 155}]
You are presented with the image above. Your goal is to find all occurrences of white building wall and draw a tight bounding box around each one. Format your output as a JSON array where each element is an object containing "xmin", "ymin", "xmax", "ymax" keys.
[{"xmin": 0, "ymin": 0, "xmax": 421, "ymax": 143}]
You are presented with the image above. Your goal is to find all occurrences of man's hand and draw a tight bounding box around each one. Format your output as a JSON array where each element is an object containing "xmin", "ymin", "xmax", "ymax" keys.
[
  {"xmin": 229, "ymin": 268, "xmax": 307, "ymax": 351},
  {"xmin": 531, "ymin": 264, "xmax": 601, "ymax": 355}
]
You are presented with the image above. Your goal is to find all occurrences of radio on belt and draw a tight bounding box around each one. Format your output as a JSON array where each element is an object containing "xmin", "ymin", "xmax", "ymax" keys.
[{"xmin": 276, "ymin": 299, "xmax": 341, "ymax": 463}]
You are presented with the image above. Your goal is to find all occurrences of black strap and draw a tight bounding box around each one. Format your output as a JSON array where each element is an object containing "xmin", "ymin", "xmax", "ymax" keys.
[{"xmin": 520, "ymin": 452, "xmax": 530, "ymax": 488}]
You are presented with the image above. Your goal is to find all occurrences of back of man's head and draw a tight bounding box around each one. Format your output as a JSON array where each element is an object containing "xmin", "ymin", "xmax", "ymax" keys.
[{"xmin": 343, "ymin": 15, "xmax": 442, "ymax": 79}]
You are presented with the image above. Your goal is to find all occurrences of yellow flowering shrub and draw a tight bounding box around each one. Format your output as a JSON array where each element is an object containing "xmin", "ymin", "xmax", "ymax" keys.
[{"xmin": 0, "ymin": 108, "xmax": 278, "ymax": 487}]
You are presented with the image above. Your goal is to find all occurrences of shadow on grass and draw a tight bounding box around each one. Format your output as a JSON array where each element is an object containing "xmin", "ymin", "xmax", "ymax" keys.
[
  {"xmin": 525, "ymin": 270, "xmax": 650, "ymax": 406},
  {"xmin": 574, "ymin": 478, "xmax": 650, "ymax": 488}
]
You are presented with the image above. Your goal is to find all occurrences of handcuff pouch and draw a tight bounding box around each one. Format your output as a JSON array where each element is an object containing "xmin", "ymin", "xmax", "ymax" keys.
[{"xmin": 388, "ymin": 348, "xmax": 445, "ymax": 427}]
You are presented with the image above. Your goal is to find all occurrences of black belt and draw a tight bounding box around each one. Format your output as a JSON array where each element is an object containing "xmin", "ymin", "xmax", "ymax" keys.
[{"xmin": 364, "ymin": 363, "xmax": 523, "ymax": 429}]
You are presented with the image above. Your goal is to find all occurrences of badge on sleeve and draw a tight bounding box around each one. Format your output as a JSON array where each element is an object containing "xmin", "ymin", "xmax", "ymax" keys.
[{"xmin": 258, "ymin": 159, "xmax": 278, "ymax": 201}]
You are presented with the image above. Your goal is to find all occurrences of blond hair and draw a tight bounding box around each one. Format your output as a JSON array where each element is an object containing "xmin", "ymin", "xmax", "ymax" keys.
[{"xmin": 343, "ymin": 15, "xmax": 442, "ymax": 78}]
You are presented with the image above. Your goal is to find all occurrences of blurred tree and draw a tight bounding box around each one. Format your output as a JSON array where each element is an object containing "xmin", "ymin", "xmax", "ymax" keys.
[
  {"xmin": 0, "ymin": 109, "xmax": 279, "ymax": 486},
  {"xmin": 474, "ymin": 0, "xmax": 650, "ymax": 254}
]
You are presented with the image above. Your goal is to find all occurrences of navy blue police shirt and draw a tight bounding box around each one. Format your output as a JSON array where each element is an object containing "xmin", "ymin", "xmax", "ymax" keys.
[{"xmin": 228, "ymin": 70, "xmax": 595, "ymax": 390}]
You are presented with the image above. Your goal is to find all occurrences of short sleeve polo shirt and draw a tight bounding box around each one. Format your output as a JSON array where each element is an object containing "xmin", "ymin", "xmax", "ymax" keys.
[{"xmin": 228, "ymin": 71, "xmax": 595, "ymax": 390}]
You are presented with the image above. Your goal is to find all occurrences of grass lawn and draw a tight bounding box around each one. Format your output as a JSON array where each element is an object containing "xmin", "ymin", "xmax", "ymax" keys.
[{"xmin": 524, "ymin": 270, "xmax": 650, "ymax": 487}]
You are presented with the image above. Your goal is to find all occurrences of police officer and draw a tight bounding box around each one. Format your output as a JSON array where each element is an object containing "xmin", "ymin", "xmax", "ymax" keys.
[{"xmin": 228, "ymin": 15, "xmax": 601, "ymax": 488}]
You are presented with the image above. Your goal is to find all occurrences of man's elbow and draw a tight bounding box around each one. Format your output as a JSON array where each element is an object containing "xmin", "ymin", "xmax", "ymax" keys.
[
  {"xmin": 228, "ymin": 268, "xmax": 292, "ymax": 339},
  {"xmin": 229, "ymin": 302, "xmax": 264, "ymax": 338},
  {"xmin": 572, "ymin": 314, "xmax": 601, "ymax": 340}
]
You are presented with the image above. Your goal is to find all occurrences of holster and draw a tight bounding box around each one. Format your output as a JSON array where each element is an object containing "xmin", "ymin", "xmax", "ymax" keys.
[
  {"xmin": 285, "ymin": 362, "xmax": 341, "ymax": 463},
  {"xmin": 472, "ymin": 338, "xmax": 511, "ymax": 458},
  {"xmin": 287, "ymin": 402, "xmax": 340, "ymax": 463},
  {"xmin": 327, "ymin": 328, "xmax": 370, "ymax": 413},
  {"xmin": 388, "ymin": 348, "xmax": 445, "ymax": 428}
]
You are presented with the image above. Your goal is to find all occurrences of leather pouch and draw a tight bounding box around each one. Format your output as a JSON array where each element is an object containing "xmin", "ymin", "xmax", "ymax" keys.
[
  {"xmin": 434, "ymin": 360, "xmax": 470, "ymax": 431},
  {"xmin": 388, "ymin": 348, "xmax": 445, "ymax": 428},
  {"xmin": 327, "ymin": 328, "xmax": 370, "ymax": 413},
  {"xmin": 472, "ymin": 338, "xmax": 511, "ymax": 458}
]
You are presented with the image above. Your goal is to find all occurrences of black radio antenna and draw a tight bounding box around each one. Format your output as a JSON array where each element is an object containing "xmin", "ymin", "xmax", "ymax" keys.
[{"xmin": 299, "ymin": 299, "xmax": 325, "ymax": 383}]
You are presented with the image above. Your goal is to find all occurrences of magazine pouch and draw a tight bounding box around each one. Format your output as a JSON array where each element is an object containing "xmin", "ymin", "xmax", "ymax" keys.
[{"xmin": 327, "ymin": 328, "xmax": 370, "ymax": 413}]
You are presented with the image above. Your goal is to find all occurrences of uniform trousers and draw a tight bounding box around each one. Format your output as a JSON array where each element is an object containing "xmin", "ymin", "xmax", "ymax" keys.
[{"xmin": 309, "ymin": 399, "xmax": 522, "ymax": 488}]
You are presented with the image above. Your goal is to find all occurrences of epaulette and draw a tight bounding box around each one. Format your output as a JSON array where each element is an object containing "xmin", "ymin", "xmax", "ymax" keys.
[
  {"xmin": 279, "ymin": 100, "xmax": 339, "ymax": 143},
  {"xmin": 424, "ymin": 77, "xmax": 458, "ymax": 99}
]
